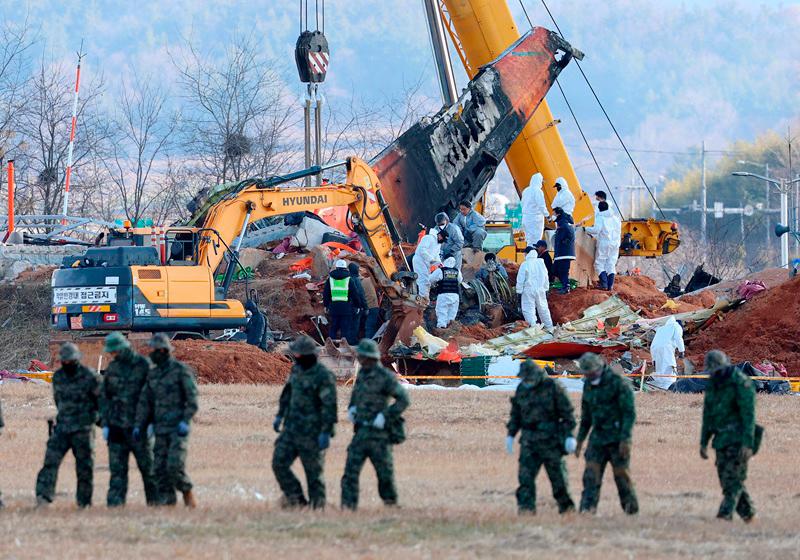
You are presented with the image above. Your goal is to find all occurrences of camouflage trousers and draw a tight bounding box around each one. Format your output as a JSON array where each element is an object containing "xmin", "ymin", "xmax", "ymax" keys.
[
  {"xmin": 35, "ymin": 428, "xmax": 94, "ymax": 507},
  {"xmin": 715, "ymin": 445, "xmax": 755, "ymax": 520},
  {"xmin": 580, "ymin": 441, "xmax": 638, "ymax": 514},
  {"xmin": 517, "ymin": 438, "xmax": 574, "ymax": 513},
  {"xmin": 107, "ymin": 427, "xmax": 158, "ymax": 507},
  {"xmin": 153, "ymin": 432, "xmax": 192, "ymax": 505},
  {"xmin": 272, "ymin": 432, "xmax": 326, "ymax": 508},
  {"xmin": 341, "ymin": 432, "xmax": 396, "ymax": 510}
]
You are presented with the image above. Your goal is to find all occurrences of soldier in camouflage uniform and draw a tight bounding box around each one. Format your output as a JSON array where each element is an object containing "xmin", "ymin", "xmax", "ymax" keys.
[
  {"xmin": 100, "ymin": 332, "xmax": 157, "ymax": 507},
  {"xmin": 575, "ymin": 352, "xmax": 638, "ymax": 514},
  {"xmin": 35, "ymin": 343, "xmax": 102, "ymax": 507},
  {"xmin": 506, "ymin": 360, "xmax": 576, "ymax": 514},
  {"xmin": 134, "ymin": 333, "xmax": 198, "ymax": 507},
  {"xmin": 271, "ymin": 335, "xmax": 337, "ymax": 509},
  {"xmin": 700, "ymin": 350, "xmax": 757, "ymax": 522},
  {"xmin": 341, "ymin": 339, "xmax": 409, "ymax": 510}
]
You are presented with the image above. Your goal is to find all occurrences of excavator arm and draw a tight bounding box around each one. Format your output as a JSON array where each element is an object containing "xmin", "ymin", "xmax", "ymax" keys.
[{"xmin": 197, "ymin": 157, "xmax": 403, "ymax": 288}]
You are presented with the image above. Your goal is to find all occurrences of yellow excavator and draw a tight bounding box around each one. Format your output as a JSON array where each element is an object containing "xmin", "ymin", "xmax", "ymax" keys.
[
  {"xmin": 51, "ymin": 157, "xmax": 415, "ymax": 336},
  {"xmin": 428, "ymin": 0, "xmax": 680, "ymax": 274}
]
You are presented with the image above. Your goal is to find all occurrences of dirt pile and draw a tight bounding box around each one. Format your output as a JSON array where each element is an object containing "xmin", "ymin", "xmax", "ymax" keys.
[
  {"xmin": 687, "ymin": 275, "xmax": 800, "ymax": 373},
  {"xmin": 547, "ymin": 275, "xmax": 713, "ymax": 324},
  {"xmin": 232, "ymin": 253, "xmax": 322, "ymax": 336},
  {"xmin": 172, "ymin": 340, "xmax": 292, "ymax": 384},
  {"xmin": 549, "ymin": 288, "xmax": 608, "ymax": 323}
]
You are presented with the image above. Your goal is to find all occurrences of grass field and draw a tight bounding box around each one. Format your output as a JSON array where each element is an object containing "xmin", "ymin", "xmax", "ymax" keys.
[{"xmin": 0, "ymin": 384, "xmax": 798, "ymax": 559}]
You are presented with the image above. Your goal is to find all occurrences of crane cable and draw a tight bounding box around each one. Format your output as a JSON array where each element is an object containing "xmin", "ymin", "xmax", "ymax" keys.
[
  {"xmin": 299, "ymin": 0, "xmax": 325, "ymax": 32},
  {"xmin": 533, "ymin": 0, "xmax": 667, "ymax": 219},
  {"xmin": 517, "ymin": 0, "xmax": 624, "ymax": 220}
]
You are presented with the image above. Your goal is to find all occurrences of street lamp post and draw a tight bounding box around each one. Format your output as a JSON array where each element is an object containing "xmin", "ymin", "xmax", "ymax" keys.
[
  {"xmin": 737, "ymin": 160, "xmax": 770, "ymax": 249},
  {"xmin": 732, "ymin": 171, "xmax": 800, "ymax": 268}
]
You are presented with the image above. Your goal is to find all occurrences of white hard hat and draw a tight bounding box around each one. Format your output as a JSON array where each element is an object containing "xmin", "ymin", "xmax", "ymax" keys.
[{"xmin": 334, "ymin": 259, "xmax": 348, "ymax": 269}]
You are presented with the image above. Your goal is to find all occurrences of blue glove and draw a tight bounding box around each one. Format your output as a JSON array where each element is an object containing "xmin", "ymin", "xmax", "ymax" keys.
[
  {"xmin": 147, "ymin": 424, "xmax": 154, "ymax": 439},
  {"xmin": 372, "ymin": 412, "xmax": 386, "ymax": 430},
  {"xmin": 177, "ymin": 421, "xmax": 190, "ymax": 437},
  {"xmin": 132, "ymin": 427, "xmax": 142, "ymax": 442},
  {"xmin": 347, "ymin": 406, "xmax": 357, "ymax": 423},
  {"xmin": 564, "ymin": 437, "xmax": 577, "ymax": 454},
  {"xmin": 102, "ymin": 427, "xmax": 109, "ymax": 441},
  {"xmin": 273, "ymin": 416, "xmax": 282, "ymax": 433},
  {"xmin": 506, "ymin": 435, "xmax": 514, "ymax": 455},
  {"xmin": 318, "ymin": 432, "xmax": 331, "ymax": 450}
]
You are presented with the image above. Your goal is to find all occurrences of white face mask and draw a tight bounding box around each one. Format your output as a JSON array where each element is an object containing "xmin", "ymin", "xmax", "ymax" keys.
[{"xmin": 590, "ymin": 376, "xmax": 602, "ymax": 386}]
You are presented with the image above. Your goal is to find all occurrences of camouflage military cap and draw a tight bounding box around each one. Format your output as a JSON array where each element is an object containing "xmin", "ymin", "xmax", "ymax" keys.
[
  {"xmin": 148, "ymin": 332, "xmax": 173, "ymax": 351},
  {"xmin": 355, "ymin": 338, "xmax": 381, "ymax": 359},
  {"xmin": 103, "ymin": 332, "xmax": 130, "ymax": 353},
  {"xmin": 289, "ymin": 334, "xmax": 319, "ymax": 355},
  {"xmin": 59, "ymin": 342, "xmax": 81, "ymax": 361},
  {"xmin": 517, "ymin": 359, "xmax": 544, "ymax": 379},
  {"xmin": 704, "ymin": 349, "xmax": 730, "ymax": 373},
  {"xmin": 578, "ymin": 352, "xmax": 605, "ymax": 373}
]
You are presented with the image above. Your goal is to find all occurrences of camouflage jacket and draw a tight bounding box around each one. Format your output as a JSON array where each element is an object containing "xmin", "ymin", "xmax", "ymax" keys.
[
  {"xmin": 701, "ymin": 366, "xmax": 756, "ymax": 450},
  {"xmin": 508, "ymin": 371, "xmax": 575, "ymax": 447},
  {"xmin": 52, "ymin": 364, "xmax": 102, "ymax": 433},
  {"xmin": 577, "ymin": 366, "xmax": 635, "ymax": 446},
  {"xmin": 277, "ymin": 362, "xmax": 337, "ymax": 437},
  {"xmin": 349, "ymin": 364, "xmax": 409, "ymax": 438},
  {"xmin": 100, "ymin": 348, "xmax": 151, "ymax": 429},
  {"xmin": 136, "ymin": 357, "xmax": 198, "ymax": 435}
]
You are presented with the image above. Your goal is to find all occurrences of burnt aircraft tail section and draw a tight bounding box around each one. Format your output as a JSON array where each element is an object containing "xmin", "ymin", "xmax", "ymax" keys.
[{"xmin": 371, "ymin": 27, "xmax": 581, "ymax": 240}]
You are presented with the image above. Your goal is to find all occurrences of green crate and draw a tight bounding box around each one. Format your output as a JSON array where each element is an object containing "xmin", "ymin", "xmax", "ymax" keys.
[{"xmin": 460, "ymin": 356, "xmax": 491, "ymax": 387}]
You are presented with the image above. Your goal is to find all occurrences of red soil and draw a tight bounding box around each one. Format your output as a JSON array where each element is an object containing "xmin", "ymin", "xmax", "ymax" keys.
[
  {"xmin": 172, "ymin": 340, "xmax": 293, "ymax": 384},
  {"xmin": 687, "ymin": 275, "xmax": 800, "ymax": 373}
]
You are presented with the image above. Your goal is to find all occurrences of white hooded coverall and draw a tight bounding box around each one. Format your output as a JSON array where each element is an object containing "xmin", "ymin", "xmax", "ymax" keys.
[
  {"xmin": 429, "ymin": 257, "xmax": 461, "ymax": 328},
  {"xmin": 515, "ymin": 250, "xmax": 553, "ymax": 329},
  {"xmin": 585, "ymin": 208, "xmax": 622, "ymax": 275},
  {"xmin": 412, "ymin": 233, "xmax": 441, "ymax": 299},
  {"xmin": 521, "ymin": 173, "xmax": 548, "ymax": 246},
  {"xmin": 649, "ymin": 316, "xmax": 685, "ymax": 389},
  {"xmin": 551, "ymin": 176, "xmax": 576, "ymax": 217}
]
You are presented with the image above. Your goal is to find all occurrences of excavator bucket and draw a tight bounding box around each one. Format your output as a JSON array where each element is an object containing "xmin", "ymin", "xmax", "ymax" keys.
[{"xmin": 371, "ymin": 27, "xmax": 582, "ymax": 240}]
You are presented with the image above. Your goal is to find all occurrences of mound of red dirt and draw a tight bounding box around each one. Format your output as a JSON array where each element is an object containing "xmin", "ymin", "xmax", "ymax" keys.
[
  {"xmin": 172, "ymin": 340, "xmax": 292, "ymax": 384},
  {"xmin": 687, "ymin": 276, "xmax": 800, "ymax": 373}
]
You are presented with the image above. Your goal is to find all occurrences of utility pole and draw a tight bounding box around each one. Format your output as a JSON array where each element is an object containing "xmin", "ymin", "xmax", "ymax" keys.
[
  {"xmin": 732, "ymin": 170, "xmax": 800, "ymax": 269},
  {"xmin": 701, "ymin": 140, "xmax": 707, "ymax": 245}
]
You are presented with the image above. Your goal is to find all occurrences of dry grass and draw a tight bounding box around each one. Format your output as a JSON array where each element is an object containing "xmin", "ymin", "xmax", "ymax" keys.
[{"xmin": 0, "ymin": 384, "xmax": 798, "ymax": 559}]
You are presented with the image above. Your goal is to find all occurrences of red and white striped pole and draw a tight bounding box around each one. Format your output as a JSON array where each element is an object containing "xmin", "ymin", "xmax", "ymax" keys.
[{"xmin": 62, "ymin": 46, "xmax": 85, "ymax": 224}]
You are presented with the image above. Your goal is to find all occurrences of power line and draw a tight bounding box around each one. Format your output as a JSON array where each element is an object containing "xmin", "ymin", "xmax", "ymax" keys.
[
  {"xmin": 563, "ymin": 144, "xmax": 749, "ymax": 157},
  {"xmin": 537, "ymin": 0, "xmax": 666, "ymax": 218}
]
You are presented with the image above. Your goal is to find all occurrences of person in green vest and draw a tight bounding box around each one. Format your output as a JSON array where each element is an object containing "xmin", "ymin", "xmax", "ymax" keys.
[{"xmin": 322, "ymin": 259, "xmax": 365, "ymax": 342}]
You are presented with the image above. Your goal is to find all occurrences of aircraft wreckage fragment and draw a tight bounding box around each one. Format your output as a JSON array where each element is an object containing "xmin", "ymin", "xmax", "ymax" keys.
[{"xmin": 371, "ymin": 27, "xmax": 583, "ymax": 240}]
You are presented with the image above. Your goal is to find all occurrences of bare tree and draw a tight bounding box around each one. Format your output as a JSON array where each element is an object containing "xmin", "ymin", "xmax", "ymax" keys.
[
  {"xmin": 172, "ymin": 33, "xmax": 296, "ymax": 184},
  {"xmin": 13, "ymin": 58, "xmax": 108, "ymax": 215},
  {"xmin": 322, "ymin": 76, "xmax": 437, "ymax": 170},
  {"xmin": 104, "ymin": 73, "xmax": 176, "ymax": 224}
]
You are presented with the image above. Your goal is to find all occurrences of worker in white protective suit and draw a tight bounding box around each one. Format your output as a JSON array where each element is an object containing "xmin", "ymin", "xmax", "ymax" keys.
[
  {"xmin": 429, "ymin": 257, "xmax": 462, "ymax": 328},
  {"xmin": 521, "ymin": 173, "xmax": 549, "ymax": 246},
  {"xmin": 649, "ymin": 316, "xmax": 685, "ymax": 390},
  {"xmin": 515, "ymin": 247, "xmax": 553, "ymax": 329},
  {"xmin": 412, "ymin": 230, "xmax": 446, "ymax": 299},
  {"xmin": 583, "ymin": 200, "xmax": 622, "ymax": 290},
  {"xmin": 550, "ymin": 176, "xmax": 576, "ymax": 219}
]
